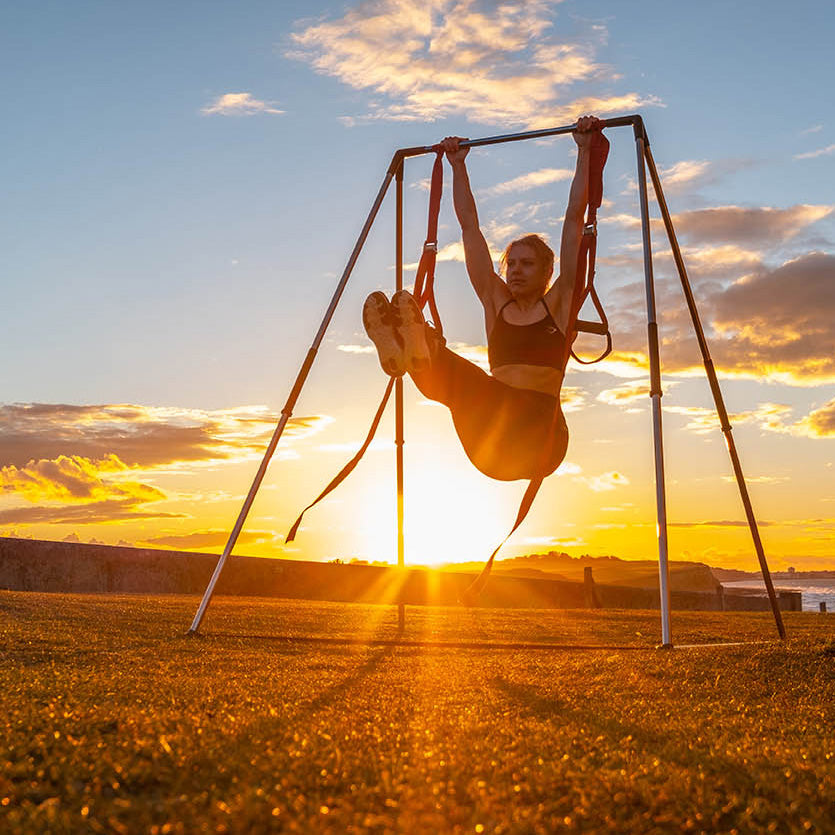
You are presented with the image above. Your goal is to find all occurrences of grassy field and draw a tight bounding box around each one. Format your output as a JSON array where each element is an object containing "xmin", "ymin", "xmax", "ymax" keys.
[{"xmin": 1, "ymin": 591, "xmax": 834, "ymax": 834}]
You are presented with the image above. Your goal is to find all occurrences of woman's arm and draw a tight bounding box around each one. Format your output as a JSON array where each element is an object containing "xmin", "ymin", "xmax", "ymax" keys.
[
  {"xmin": 549, "ymin": 115, "xmax": 602, "ymax": 334},
  {"xmin": 441, "ymin": 137, "xmax": 507, "ymax": 309}
]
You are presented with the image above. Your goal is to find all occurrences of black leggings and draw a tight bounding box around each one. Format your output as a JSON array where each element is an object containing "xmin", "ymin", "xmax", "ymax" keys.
[{"xmin": 410, "ymin": 345, "xmax": 568, "ymax": 482}]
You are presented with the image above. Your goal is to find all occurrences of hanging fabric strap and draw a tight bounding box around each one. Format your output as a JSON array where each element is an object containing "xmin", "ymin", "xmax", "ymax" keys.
[
  {"xmin": 286, "ymin": 149, "xmax": 448, "ymax": 544},
  {"xmin": 462, "ymin": 128, "xmax": 610, "ymax": 603},
  {"xmin": 412, "ymin": 147, "xmax": 446, "ymax": 336},
  {"xmin": 286, "ymin": 377, "xmax": 395, "ymax": 543},
  {"xmin": 571, "ymin": 130, "xmax": 612, "ymax": 364},
  {"xmin": 286, "ymin": 148, "xmax": 447, "ymax": 545}
]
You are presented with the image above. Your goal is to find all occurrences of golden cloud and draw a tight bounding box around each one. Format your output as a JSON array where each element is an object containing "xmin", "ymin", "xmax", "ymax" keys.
[
  {"xmin": 140, "ymin": 530, "xmax": 278, "ymax": 551},
  {"xmin": 0, "ymin": 454, "xmax": 164, "ymax": 505},
  {"xmin": 795, "ymin": 398, "xmax": 835, "ymax": 438},
  {"xmin": 596, "ymin": 380, "xmax": 650, "ymax": 406},
  {"xmin": 604, "ymin": 204, "xmax": 832, "ymax": 247},
  {"xmin": 708, "ymin": 252, "xmax": 835, "ymax": 383},
  {"xmin": 594, "ymin": 252, "xmax": 835, "ymax": 386},
  {"xmin": 288, "ymin": 0, "xmax": 661, "ymax": 127},
  {"xmin": 0, "ymin": 501, "xmax": 185, "ymax": 526},
  {"xmin": 670, "ymin": 204, "xmax": 833, "ymax": 245},
  {"xmin": 0, "ymin": 403, "xmax": 331, "ymax": 469}
]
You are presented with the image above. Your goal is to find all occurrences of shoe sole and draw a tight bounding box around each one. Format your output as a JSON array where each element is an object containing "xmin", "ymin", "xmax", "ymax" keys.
[
  {"xmin": 391, "ymin": 291, "xmax": 432, "ymax": 374},
  {"xmin": 362, "ymin": 292, "xmax": 405, "ymax": 377}
]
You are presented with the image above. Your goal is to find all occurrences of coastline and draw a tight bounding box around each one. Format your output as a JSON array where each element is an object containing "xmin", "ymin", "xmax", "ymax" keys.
[{"xmin": 722, "ymin": 578, "xmax": 835, "ymax": 613}]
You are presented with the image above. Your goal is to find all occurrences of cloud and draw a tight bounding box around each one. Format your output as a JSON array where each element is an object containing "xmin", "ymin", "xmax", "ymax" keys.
[
  {"xmin": 795, "ymin": 398, "xmax": 835, "ymax": 438},
  {"xmin": 679, "ymin": 244, "xmax": 764, "ymax": 274},
  {"xmin": 288, "ymin": 0, "xmax": 661, "ymax": 127},
  {"xmin": 662, "ymin": 402, "xmax": 794, "ymax": 436},
  {"xmin": 403, "ymin": 241, "xmax": 471, "ymax": 271},
  {"xmin": 337, "ymin": 344, "xmax": 377, "ymax": 355},
  {"xmin": 597, "ymin": 380, "xmax": 649, "ymax": 407},
  {"xmin": 601, "ymin": 252, "xmax": 835, "ymax": 385},
  {"xmin": 604, "ymin": 204, "xmax": 832, "ymax": 247},
  {"xmin": 622, "ymin": 159, "xmax": 710, "ymax": 196},
  {"xmin": 708, "ymin": 252, "xmax": 835, "ymax": 383},
  {"xmin": 669, "ymin": 519, "xmax": 775, "ymax": 528},
  {"xmin": 317, "ymin": 439, "xmax": 394, "ymax": 454},
  {"xmin": 140, "ymin": 530, "xmax": 278, "ymax": 551},
  {"xmin": 0, "ymin": 454, "xmax": 164, "ymax": 505},
  {"xmin": 446, "ymin": 341, "xmax": 489, "ymax": 370},
  {"xmin": 0, "ymin": 453, "xmax": 180, "ymax": 527},
  {"xmin": 719, "ymin": 475, "xmax": 789, "ymax": 484},
  {"xmin": 201, "ymin": 92, "xmax": 284, "ymax": 116},
  {"xmin": 0, "ymin": 403, "xmax": 331, "ymax": 469},
  {"xmin": 0, "ymin": 500, "xmax": 185, "ymax": 526},
  {"xmin": 656, "ymin": 159, "xmax": 710, "ymax": 188},
  {"xmin": 559, "ymin": 387, "xmax": 587, "ymax": 413},
  {"xmin": 485, "ymin": 168, "xmax": 573, "ymax": 196},
  {"xmin": 578, "ymin": 470, "xmax": 629, "ymax": 492},
  {"xmin": 669, "ymin": 205, "xmax": 833, "ymax": 245},
  {"xmin": 794, "ymin": 144, "xmax": 835, "ymax": 160}
]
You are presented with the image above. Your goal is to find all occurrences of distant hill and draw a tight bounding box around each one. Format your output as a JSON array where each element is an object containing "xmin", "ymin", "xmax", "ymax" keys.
[
  {"xmin": 712, "ymin": 567, "xmax": 835, "ymax": 582},
  {"xmin": 448, "ymin": 551, "xmax": 722, "ymax": 593}
]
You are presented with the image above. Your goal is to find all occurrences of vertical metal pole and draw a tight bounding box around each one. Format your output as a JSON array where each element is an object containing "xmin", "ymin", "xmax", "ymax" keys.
[
  {"xmin": 395, "ymin": 162, "xmax": 406, "ymax": 632},
  {"xmin": 643, "ymin": 142, "xmax": 786, "ymax": 639},
  {"xmin": 634, "ymin": 122, "xmax": 673, "ymax": 648},
  {"xmin": 187, "ymin": 158, "xmax": 402, "ymax": 634}
]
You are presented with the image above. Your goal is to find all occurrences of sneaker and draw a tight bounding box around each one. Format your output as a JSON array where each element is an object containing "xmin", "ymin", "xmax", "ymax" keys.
[
  {"xmin": 391, "ymin": 290, "xmax": 432, "ymax": 374},
  {"xmin": 362, "ymin": 292, "xmax": 405, "ymax": 377}
]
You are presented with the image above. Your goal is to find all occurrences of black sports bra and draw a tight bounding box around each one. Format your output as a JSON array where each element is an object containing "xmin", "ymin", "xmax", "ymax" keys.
[{"xmin": 488, "ymin": 299, "xmax": 566, "ymax": 371}]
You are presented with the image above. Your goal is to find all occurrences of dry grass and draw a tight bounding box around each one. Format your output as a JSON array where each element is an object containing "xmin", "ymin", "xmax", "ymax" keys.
[{"xmin": 1, "ymin": 591, "xmax": 834, "ymax": 833}]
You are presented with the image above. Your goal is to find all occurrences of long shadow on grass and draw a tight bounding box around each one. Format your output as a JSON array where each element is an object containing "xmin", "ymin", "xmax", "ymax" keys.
[
  {"xmin": 488, "ymin": 672, "xmax": 824, "ymax": 808},
  {"xmin": 289, "ymin": 644, "xmax": 397, "ymax": 724}
]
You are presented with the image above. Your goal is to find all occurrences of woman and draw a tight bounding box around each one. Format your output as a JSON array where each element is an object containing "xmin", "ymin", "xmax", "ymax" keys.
[{"xmin": 363, "ymin": 115, "xmax": 603, "ymax": 481}]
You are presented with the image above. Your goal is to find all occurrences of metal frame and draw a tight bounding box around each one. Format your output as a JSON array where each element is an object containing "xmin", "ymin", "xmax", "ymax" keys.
[{"xmin": 186, "ymin": 114, "xmax": 785, "ymax": 645}]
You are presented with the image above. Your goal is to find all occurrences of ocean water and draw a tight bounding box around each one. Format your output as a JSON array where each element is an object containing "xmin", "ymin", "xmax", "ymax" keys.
[{"xmin": 722, "ymin": 579, "xmax": 835, "ymax": 614}]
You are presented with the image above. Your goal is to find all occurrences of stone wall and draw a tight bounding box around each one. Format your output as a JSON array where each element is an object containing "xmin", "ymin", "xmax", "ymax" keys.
[{"xmin": 0, "ymin": 537, "xmax": 800, "ymax": 612}]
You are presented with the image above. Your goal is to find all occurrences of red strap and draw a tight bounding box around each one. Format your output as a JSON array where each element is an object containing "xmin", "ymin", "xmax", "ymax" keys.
[
  {"xmin": 286, "ymin": 149, "xmax": 445, "ymax": 545},
  {"xmin": 413, "ymin": 148, "xmax": 445, "ymax": 336},
  {"xmin": 286, "ymin": 377, "xmax": 395, "ymax": 543},
  {"xmin": 462, "ymin": 129, "xmax": 610, "ymax": 603}
]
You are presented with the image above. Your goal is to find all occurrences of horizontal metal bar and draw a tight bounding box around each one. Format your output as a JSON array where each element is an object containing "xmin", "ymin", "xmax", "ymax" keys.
[{"xmin": 397, "ymin": 114, "xmax": 641, "ymax": 158}]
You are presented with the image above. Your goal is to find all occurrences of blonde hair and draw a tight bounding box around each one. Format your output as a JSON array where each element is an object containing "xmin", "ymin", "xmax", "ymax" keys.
[{"xmin": 499, "ymin": 234, "xmax": 555, "ymax": 280}]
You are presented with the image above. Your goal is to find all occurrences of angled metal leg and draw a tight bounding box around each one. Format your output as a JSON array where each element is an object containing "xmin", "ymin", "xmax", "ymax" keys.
[
  {"xmin": 634, "ymin": 123, "xmax": 673, "ymax": 648},
  {"xmin": 395, "ymin": 161, "xmax": 406, "ymax": 631},
  {"xmin": 642, "ymin": 143, "xmax": 786, "ymax": 640},
  {"xmin": 187, "ymin": 156, "xmax": 403, "ymax": 634}
]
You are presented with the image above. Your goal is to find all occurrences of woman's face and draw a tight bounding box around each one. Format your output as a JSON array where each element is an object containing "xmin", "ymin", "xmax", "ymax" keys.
[{"xmin": 505, "ymin": 244, "xmax": 549, "ymax": 299}]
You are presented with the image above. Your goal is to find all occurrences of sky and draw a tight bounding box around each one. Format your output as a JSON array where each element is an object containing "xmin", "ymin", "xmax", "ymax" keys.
[{"xmin": 2, "ymin": 0, "xmax": 834, "ymax": 572}]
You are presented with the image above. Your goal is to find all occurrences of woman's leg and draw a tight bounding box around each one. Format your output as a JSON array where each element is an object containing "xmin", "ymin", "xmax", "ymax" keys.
[
  {"xmin": 365, "ymin": 290, "xmax": 568, "ymax": 480},
  {"xmin": 411, "ymin": 342, "xmax": 568, "ymax": 481}
]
